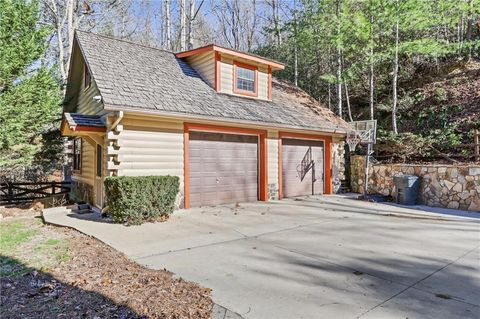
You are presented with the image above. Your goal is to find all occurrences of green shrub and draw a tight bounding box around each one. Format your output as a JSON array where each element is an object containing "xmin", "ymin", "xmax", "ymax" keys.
[{"xmin": 104, "ymin": 176, "xmax": 179, "ymax": 225}]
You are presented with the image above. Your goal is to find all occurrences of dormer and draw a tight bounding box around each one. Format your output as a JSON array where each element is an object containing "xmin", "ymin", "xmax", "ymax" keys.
[{"xmin": 176, "ymin": 45, "xmax": 285, "ymax": 101}]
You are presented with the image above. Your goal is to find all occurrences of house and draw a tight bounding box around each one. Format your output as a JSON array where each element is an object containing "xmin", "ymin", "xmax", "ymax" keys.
[{"xmin": 61, "ymin": 31, "xmax": 348, "ymax": 209}]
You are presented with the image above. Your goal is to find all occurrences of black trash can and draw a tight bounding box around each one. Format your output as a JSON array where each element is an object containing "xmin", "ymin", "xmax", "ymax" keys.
[{"xmin": 393, "ymin": 175, "xmax": 420, "ymax": 205}]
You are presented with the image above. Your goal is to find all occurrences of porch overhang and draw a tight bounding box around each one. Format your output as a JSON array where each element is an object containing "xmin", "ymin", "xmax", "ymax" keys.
[{"xmin": 61, "ymin": 113, "xmax": 106, "ymax": 145}]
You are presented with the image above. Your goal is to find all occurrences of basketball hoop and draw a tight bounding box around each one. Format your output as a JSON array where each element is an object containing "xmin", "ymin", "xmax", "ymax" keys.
[
  {"xmin": 346, "ymin": 136, "xmax": 361, "ymax": 152},
  {"xmin": 346, "ymin": 125, "xmax": 362, "ymax": 152},
  {"xmin": 347, "ymin": 120, "xmax": 378, "ymax": 199}
]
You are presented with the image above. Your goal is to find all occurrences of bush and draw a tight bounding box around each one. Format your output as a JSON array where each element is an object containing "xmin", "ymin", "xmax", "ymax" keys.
[{"xmin": 104, "ymin": 176, "xmax": 179, "ymax": 225}]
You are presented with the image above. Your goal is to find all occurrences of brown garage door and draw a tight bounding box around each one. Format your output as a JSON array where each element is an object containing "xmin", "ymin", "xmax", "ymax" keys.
[
  {"xmin": 189, "ymin": 131, "xmax": 258, "ymax": 207},
  {"xmin": 282, "ymin": 138, "xmax": 324, "ymax": 198}
]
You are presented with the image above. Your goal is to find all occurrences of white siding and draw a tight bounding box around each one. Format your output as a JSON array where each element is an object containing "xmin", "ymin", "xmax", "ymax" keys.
[
  {"xmin": 76, "ymin": 62, "xmax": 105, "ymax": 116},
  {"xmin": 267, "ymin": 131, "xmax": 279, "ymax": 186},
  {"xmin": 258, "ymin": 66, "xmax": 269, "ymax": 100},
  {"xmin": 115, "ymin": 115, "xmax": 184, "ymax": 197},
  {"xmin": 220, "ymin": 56, "xmax": 234, "ymax": 94},
  {"xmin": 219, "ymin": 56, "xmax": 269, "ymax": 100},
  {"xmin": 186, "ymin": 52, "xmax": 215, "ymax": 87},
  {"xmin": 72, "ymin": 139, "xmax": 95, "ymax": 186}
]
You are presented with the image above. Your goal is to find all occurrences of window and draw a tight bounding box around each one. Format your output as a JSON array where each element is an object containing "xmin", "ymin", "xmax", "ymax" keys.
[
  {"xmin": 234, "ymin": 62, "xmax": 257, "ymax": 96},
  {"xmin": 73, "ymin": 138, "xmax": 82, "ymax": 172},
  {"xmin": 84, "ymin": 65, "xmax": 91, "ymax": 89},
  {"xmin": 96, "ymin": 144, "xmax": 102, "ymax": 177}
]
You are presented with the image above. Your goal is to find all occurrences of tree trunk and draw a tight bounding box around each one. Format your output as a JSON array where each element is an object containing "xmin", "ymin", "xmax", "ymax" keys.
[
  {"xmin": 271, "ymin": 0, "xmax": 281, "ymax": 46},
  {"xmin": 344, "ymin": 80, "xmax": 353, "ymax": 122},
  {"xmin": 293, "ymin": 0, "xmax": 298, "ymax": 86},
  {"xmin": 165, "ymin": 0, "xmax": 171, "ymax": 50},
  {"xmin": 392, "ymin": 0, "xmax": 399, "ymax": 135},
  {"xmin": 369, "ymin": 14, "xmax": 374, "ymax": 120},
  {"xmin": 465, "ymin": 0, "xmax": 474, "ymax": 59},
  {"xmin": 336, "ymin": 0, "xmax": 342, "ymax": 118},
  {"xmin": 180, "ymin": 0, "xmax": 186, "ymax": 51},
  {"xmin": 187, "ymin": 0, "xmax": 195, "ymax": 50},
  {"xmin": 328, "ymin": 83, "xmax": 331, "ymax": 111}
]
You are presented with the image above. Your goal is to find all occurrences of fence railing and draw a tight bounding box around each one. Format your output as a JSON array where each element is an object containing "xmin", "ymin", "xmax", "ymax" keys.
[{"xmin": 0, "ymin": 181, "xmax": 71, "ymax": 204}]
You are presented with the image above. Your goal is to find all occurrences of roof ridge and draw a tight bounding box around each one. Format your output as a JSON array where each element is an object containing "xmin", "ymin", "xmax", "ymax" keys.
[{"xmin": 75, "ymin": 29, "xmax": 175, "ymax": 55}]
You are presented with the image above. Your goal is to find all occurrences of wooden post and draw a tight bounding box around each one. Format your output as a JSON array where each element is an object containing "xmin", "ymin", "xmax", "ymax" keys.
[
  {"xmin": 8, "ymin": 183, "xmax": 13, "ymax": 204},
  {"xmin": 475, "ymin": 129, "xmax": 480, "ymax": 162},
  {"xmin": 51, "ymin": 182, "xmax": 56, "ymax": 195}
]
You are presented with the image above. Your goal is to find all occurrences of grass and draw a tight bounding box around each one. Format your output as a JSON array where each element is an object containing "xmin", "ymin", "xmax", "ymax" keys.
[
  {"xmin": 0, "ymin": 219, "xmax": 70, "ymax": 277},
  {"xmin": 0, "ymin": 221, "xmax": 38, "ymax": 254}
]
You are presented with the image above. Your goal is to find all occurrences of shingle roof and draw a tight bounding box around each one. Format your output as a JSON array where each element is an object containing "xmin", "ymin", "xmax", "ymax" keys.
[
  {"xmin": 75, "ymin": 31, "xmax": 348, "ymax": 133},
  {"xmin": 64, "ymin": 112, "xmax": 105, "ymax": 128}
]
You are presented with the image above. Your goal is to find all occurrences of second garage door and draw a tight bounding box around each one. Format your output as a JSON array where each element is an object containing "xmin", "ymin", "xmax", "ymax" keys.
[
  {"xmin": 189, "ymin": 131, "xmax": 258, "ymax": 207},
  {"xmin": 282, "ymin": 138, "xmax": 324, "ymax": 198}
]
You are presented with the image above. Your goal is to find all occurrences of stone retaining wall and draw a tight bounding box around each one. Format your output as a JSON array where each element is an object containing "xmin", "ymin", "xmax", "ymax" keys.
[{"xmin": 350, "ymin": 155, "xmax": 480, "ymax": 211}]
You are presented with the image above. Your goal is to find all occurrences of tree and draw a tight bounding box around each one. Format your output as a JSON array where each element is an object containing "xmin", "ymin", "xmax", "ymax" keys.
[
  {"xmin": 391, "ymin": 0, "xmax": 400, "ymax": 134},
  {"xmin": 0, "ymin": 0, "xmax": 62, "ymax": 168}
]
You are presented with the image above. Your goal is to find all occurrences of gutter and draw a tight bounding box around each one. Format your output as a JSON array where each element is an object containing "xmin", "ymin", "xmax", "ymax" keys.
[{"xmin": 103, "ymin": 104, "xmax": 348, "ymax": 136}]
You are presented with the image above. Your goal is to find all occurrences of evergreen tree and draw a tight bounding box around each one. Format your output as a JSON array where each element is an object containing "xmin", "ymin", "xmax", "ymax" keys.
[{"xmin": 0, "ymin": 0, "xmax": 62, "ymax": 168}]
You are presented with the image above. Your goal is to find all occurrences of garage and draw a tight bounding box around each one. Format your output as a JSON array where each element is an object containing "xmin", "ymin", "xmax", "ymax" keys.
[
  {"xmin": 281, "ymin": 138, "xmax": 324, "ymax": 198},
  {"xmin": 189, "ymin": 131, "xmax": 259, "ymax": 207}
]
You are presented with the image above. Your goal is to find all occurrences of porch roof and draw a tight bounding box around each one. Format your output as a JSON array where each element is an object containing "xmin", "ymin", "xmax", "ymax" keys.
[{"xmin": 61, "ymin": 113, "xmax": 106, "ymax": 134}]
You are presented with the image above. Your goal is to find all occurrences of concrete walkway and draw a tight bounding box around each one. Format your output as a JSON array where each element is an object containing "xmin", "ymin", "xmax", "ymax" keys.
[{"xmin": 43, "ymin": 195, "xmax": 480, "ymax": 319}]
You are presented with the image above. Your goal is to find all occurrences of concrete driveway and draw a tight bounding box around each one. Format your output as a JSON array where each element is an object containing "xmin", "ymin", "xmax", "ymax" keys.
[{"xmin": 44, "ymin": 195, "xmax": 480, "ymax": 319}]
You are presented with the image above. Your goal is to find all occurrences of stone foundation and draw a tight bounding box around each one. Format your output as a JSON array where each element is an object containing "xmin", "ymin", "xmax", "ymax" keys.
[
  {"xmin": 332, "ymin": 140, "xmax": 346, "ymax": 193},
  {"xmin": 351, "ymin": 155, "xmax": 480, "ymax": 211},
  {"xmin": 70, "ymin": 180, "xmax": 94, "ymax": 204}
]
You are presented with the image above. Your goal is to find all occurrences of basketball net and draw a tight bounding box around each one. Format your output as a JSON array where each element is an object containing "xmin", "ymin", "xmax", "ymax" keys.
[{"xmin": 346, "ymin": 131, "xmax": 360, "ymax": 152}]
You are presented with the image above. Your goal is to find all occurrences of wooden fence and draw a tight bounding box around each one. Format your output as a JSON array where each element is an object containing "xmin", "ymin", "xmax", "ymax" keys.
[{"xmin": 0, "ymin": 181, "xmax": 71, "ymax": 204}]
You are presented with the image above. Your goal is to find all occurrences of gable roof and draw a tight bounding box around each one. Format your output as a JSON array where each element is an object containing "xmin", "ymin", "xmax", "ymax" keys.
[{"xmin": 74, "ymin": 31, "xmax": 348, "ymax": 133}]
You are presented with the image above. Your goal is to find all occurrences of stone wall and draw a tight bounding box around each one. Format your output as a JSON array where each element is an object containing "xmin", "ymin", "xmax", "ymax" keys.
[
  {"xmin": 70, "ymin": 180, "xmax": 94, "ymax": 204},
  {"xmin": 332, "ymin": 139, "xmax": 346, "ymax": 193},
  {"xmin": 351, "ymin": 155, "xmax": 480, "ymax": 211}
]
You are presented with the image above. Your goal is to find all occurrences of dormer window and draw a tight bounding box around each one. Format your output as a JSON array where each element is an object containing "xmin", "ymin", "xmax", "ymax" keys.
[
  {"xmin": 233, "ymin": 62, "xmax": 257, "ymax": 97},
  {"xmin": 176, "ymin": 44, "xmax": 285, "ymax": 100}
]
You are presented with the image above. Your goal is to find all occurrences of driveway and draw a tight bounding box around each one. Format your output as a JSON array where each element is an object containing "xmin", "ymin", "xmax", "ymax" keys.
[{"xmin": 44, "ymin": 195, "xmax": 480, "ymax": 319}]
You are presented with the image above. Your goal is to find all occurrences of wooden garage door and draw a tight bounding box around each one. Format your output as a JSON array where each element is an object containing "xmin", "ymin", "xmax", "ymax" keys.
[
  {"xmin": 189, "ymin": 132, "xmax": 258, "ymax": 207},
  {"xmin": 282, "ymin": 139, "xmax": 324, "ymax": 198}
]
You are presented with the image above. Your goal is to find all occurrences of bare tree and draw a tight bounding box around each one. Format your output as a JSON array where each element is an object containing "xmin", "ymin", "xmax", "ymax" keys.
[
  {"xmin": 42, "ymin": 0, "xmax": 125, "ymax": 82},
  {"xmin": 43, "ymin": 0, "xmax": 86, "ymax": 82},
  {"xmin": 165, "ymin": 0, "xmax": 172, "ymax": 49},
  {"xmin": 187, "ymin": 0, "xmax": 195, "ymax": 49},
  {"xmin": 266, "ymin": 0, "xmax": 281, "ymax": 46},
  {"xmin": 180, "ymin": 0, "xmax": 187, "ymax": 50},
  {"xmin": 210, "ymin": 0, "xmax": 259, "ymax": 51}
]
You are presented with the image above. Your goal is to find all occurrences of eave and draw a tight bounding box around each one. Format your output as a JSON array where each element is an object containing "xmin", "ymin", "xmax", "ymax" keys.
[{"xmin": 176, "ymin": 44, "xmax": 286, "ymax": 71}]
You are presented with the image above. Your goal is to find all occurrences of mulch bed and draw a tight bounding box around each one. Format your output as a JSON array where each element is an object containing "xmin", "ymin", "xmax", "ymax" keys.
[{"xmin": 0, "ymin": 208, "xmax": 212, "ymax": 319}]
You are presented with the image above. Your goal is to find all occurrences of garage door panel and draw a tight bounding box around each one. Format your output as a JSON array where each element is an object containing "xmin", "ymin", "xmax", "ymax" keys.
[
  {"xmin": 189, "ymin": 131, "xmax": 258, "ymax": 207},
  {"xmin": 282, "ymin": 139, "xmax": 324, "ymax": 198}
]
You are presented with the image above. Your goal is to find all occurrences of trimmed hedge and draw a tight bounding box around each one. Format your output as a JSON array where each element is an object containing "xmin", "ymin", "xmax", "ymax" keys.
[{"xmin": 104, "ymin": 175, "xmax": 179, "ymax": 225}]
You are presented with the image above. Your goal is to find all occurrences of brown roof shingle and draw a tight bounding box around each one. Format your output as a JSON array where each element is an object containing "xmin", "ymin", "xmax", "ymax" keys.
[{"xmin": 75, "ymin": 31, "xmax": 348, "ymax": 133}]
